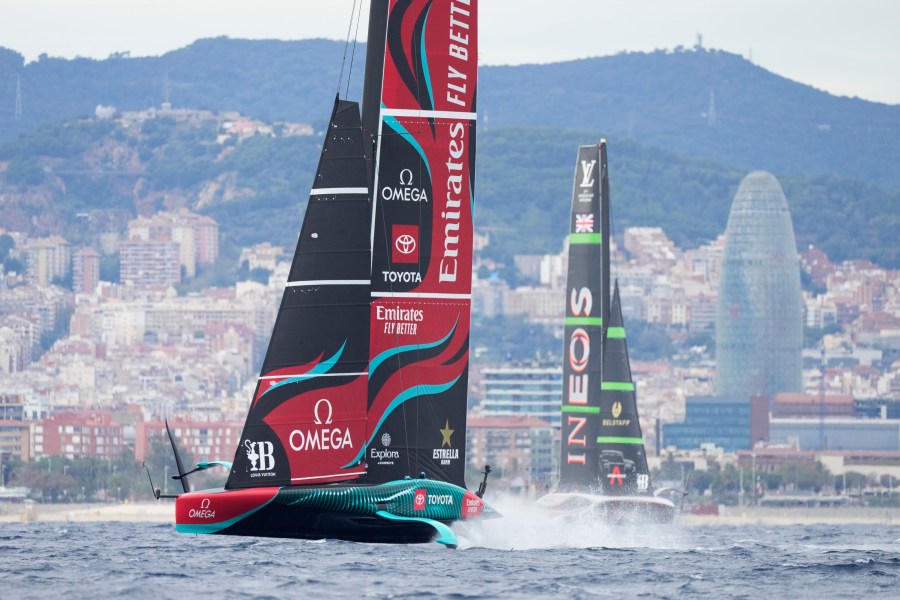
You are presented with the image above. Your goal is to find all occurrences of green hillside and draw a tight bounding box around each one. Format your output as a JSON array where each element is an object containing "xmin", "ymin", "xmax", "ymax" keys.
[
  {"xmin": 2, "ymin": 116, "xmax": 896, "ymax": 269},
  {"xmin": 2, "ymin": 40, "xmax": 900, "ymax": 189}
]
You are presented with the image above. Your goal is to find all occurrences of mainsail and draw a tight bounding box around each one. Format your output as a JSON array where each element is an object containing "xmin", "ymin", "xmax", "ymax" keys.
[
  {"xmin": 557, "ymin": 141, "xmax": 655, "ymax": 497},
  {"xmin": 363, "ymin": 0, "xmax": 478, "ymax": 487},
  {"xmin": 559, "ymin": 145, "xmax": 604, "ymax": 488}
]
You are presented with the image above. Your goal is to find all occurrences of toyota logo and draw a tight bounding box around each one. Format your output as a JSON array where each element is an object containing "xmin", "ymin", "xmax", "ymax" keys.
[{"xmin": 395, "ymin": 234, "xmax": 416, "ymax": 255}]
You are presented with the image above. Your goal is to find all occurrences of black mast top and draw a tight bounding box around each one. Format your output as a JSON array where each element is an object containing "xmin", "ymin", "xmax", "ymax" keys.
[
  {"xmin": 361, "ymin": 0, "xmax": 390, "ymax": 187},
  {"xmin": 599, "ymin": 140, "xmax": 611, "ymax": 337}
]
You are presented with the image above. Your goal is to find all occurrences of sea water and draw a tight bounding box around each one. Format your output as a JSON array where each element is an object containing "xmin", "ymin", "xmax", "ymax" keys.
[{"xmin": 2, "ymin": 498, "xmax": 899, "ymax": 599}]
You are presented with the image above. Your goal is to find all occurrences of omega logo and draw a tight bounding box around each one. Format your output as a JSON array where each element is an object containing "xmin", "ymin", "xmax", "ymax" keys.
[{"xmin": 313, "ymin": 398, "xmax": 333, "ymax": 425}]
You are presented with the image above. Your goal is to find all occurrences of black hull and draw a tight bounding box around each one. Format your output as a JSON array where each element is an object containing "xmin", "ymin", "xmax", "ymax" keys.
[
  {"xmin": 176, "ymin": 480, "xmax": 489, "ymax": 546},
  {"xmin": 217, "ymin": 505, "xmax": 446, "ymax": 544}
]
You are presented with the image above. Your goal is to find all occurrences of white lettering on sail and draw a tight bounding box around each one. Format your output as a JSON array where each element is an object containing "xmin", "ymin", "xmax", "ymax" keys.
[
  {"xmin": 566, "ymin": 286, "xmax": 593, "ymax": 462},
  {"xmin": 289, "ymin": 398, "xmax": 353, "ymax": 452},
  {"xmin": 569, "ymin": 329, "xmax": 590, "ymax": 373},
  {"xmin": 580, "ymin": 159, "xmax": 597, "ymax": 188},
  {"xmin": 567, "ymin": 415, "xmax": 587, "ymax": 464},
  {"xmin": 382, "ymin": 168, "xmax": 429, "ymax": 202},
  {"xmin": 446, "ymin": 1, "xmax": 471, "ymax": 107},
  {"xmin": 289, "ymin": 428, "xmax": 353, "ymax": 452},
  {"xmin": 439, "ymin": 121, "xmax": 466, "ymax": 283},
  {"xmin": 382, "ymin": 271, "xmax": 422, "ymax": 284},
  {"xmin": 570, "ymin": 287, "xmax": 593, "ymax": 316}
]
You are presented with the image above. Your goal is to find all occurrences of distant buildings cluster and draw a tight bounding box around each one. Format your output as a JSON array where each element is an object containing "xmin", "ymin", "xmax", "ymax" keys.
[{"xmin": 1, "ymin": 169, "xmax": 899, "ymax": 491}]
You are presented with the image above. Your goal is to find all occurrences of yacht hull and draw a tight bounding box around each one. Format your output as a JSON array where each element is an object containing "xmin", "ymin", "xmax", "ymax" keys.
[
  {"xmin": 536, "ymin": 492, "xmax": 676, "ymax": 525},
  {"xmin": 175, "ymin": 479, "xmax": 489, "ymax": 545}
]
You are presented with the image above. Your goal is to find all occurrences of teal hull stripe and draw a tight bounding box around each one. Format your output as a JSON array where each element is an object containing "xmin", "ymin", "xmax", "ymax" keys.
[
  {"xmin": 341, "ymin": 376, "xmax": 462, "ymax": 468},
  {"xmin": 383, "ymin": 110, "xmax": 432, "ymax": 180},
  {"xmin": 597, "ymin": 436, "xmax": 644, "ymax": 445},
  {"xmin": 564, "ymin": 316, "xmax": 602, "ymax": 326},
  {"xmin": 420, "ymin": 9, "xmax": 434, "ymax": 109},
  {"xmin": 196, "ymin": 461, "xmax": 233, "ymax": 471},
  {"xmin": 375, "ymin": 510, "xmax": 457, "ymax": 547},
  {"xmin": 607, "ymin": 327, "xmax": 626, "ymax": 339},
  {"xmin": 176, "ymin": 494, "xmax": 278, "ymax": 535},
  {"xmin": 369, "ymin": 318, "xmax": 457, "ymax": 375},
  {"xmin": 561, "ymin": 405, "xmax": 600, "ymax": 414},
  {"xmin": 261, "ymin": 341, "xmax": 346, "ymax": 396},
  {"xmin": 570, "ymin": 233, "xmax": 602, "ymax": 244},
  {"xmin": 601, "ymin": 381, "xmax": 634, "ymax": 391}
]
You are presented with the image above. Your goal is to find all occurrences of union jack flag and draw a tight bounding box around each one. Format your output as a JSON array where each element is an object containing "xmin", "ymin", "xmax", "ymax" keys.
[{"xmin": 575, "ymin": 213, "xmax": 594, "ymax": 233}]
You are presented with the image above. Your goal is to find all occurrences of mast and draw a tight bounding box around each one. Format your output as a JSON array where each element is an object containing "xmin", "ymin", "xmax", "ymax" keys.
[
  {"xmin": 361, "ymin": 0, "xmax": 390, "ymax": 186},
  {"xmin": 599, "ymin": 141, "xmax": 610, "ymax": 336}
]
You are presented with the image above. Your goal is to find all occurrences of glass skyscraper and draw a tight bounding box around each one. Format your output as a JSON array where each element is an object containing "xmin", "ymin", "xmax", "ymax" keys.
[{"xmin": 716, "ymin": 171, "xmax": 803, "ymax": 400}]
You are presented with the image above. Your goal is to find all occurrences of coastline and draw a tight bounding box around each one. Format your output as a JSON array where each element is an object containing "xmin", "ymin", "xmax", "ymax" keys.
[
  {"xmin": 679, "ymin": 505, "xmax": 900, "ymax": 526},
  {"xmin": 2, "ymin": 501, "xmax": 898, "ymax": 526},
  {"xmin": 0, "ymin": 501, "xmax": 174, "ymax": 523}
]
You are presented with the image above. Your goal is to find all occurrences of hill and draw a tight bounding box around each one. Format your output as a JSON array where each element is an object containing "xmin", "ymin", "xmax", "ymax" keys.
[
  {"xmin": 2, "ymin": 39, "xmax": 900, "ymax": 190},
  {"xmin": 1, "ymin": 115, "xmax": 896, "ymax": 269}
]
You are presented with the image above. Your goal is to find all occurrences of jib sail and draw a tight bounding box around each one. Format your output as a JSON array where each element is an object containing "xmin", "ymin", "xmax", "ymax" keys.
[
  {"xmin": 226, "ymin": 98, "xmax": 371, "ymax": 488},
  {"xmin": 597, "ymin": 282, "xmax": 653, "ymax": 496}
]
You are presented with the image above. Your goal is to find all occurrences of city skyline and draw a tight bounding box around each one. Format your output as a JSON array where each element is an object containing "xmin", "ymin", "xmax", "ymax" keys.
[{"xmin": 1, "ymin": 1, "xmax": 899, "ymax": 105}]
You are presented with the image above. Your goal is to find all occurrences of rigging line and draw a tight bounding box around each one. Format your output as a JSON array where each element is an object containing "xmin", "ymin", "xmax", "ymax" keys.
[
  {"xmin": 345, "ymin": 0, "xmax": 364, "ymax": 99},
  {"xmin": 336, "ymin": 0, "xmax": 359, "ymax": 98}
]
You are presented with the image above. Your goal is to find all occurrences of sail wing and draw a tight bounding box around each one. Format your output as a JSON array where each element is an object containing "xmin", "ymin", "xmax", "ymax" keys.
[
  {"xmin": 226, "ymin": 98, "xmax": 371, "ymax": 488},
  {"xmin": 361, "ymin": 0, "xmax": 478, "ymax": 487},
  {"xmin": 558, "ymin": 144, "xmax": 605, "ymax": 489},
  {"xmin": 597, "ymin": 283, "xmax": 653, "ymax": 496}
]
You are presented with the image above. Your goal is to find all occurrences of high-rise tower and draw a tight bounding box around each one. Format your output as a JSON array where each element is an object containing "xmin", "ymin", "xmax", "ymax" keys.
[{"xmin": 716, "ymin": 171, "xmax": 802, "ymax": 400}]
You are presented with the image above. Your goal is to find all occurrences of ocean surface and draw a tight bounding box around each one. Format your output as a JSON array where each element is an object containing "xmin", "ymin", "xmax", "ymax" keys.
[{"xmin": 2, "ymin": 501, "xmax": 899, "ymax": 599}]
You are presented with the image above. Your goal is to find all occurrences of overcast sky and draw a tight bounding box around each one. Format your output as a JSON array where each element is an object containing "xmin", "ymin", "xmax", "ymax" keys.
[{"xmin": 2, "ymin": 0, "xmax": 898, "ymax": 105}]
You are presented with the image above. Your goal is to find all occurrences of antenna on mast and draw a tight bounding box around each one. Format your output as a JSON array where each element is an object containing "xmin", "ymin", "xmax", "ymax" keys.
[
  {"xmin": 707, "ymin": 89, "xmax": 717, "ymax": 127},
  {"xmin": 15, "ymin": 75, "xmax": 22, "ymax": 121}
]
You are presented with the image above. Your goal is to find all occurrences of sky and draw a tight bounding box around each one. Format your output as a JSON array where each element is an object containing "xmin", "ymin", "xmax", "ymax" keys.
[{"xmin": 1, "ymin": 0, "xmax": 899, "ymax": 105}]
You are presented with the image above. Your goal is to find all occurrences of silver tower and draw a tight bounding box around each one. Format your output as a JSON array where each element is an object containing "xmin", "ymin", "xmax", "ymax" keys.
[{"xmin": 716, "ymin": 171, "xmax": 803, "ymax": 400}]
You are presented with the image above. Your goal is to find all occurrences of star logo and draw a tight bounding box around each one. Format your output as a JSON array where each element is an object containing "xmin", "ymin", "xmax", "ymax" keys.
[{"xmin": 439, "ymin": 420, "xmax": 454, "ymax": 448}]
